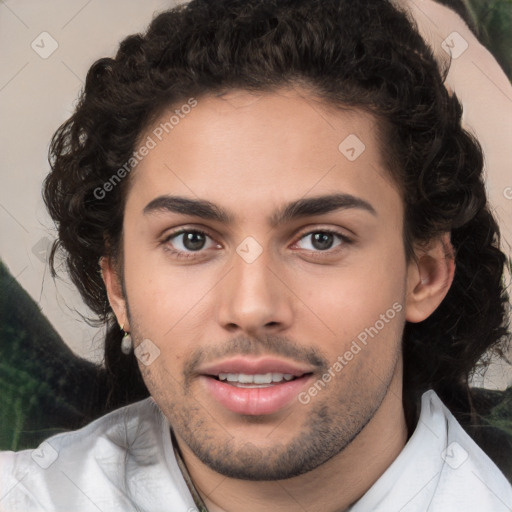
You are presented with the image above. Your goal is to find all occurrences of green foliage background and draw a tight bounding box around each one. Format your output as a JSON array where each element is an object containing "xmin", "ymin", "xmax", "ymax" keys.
[
  {"xmin": 0, "ymin": 261, "xmax": 103, "ymax": 450},
  {"xmin": 465, "ymin": 0, "xmax": 512, "ymax": 79}
]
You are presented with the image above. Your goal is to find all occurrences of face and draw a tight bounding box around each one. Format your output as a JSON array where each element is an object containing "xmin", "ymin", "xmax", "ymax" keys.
[{"xmin": 111, "ymin": 88, "xmax": 414, "ymax": 480}]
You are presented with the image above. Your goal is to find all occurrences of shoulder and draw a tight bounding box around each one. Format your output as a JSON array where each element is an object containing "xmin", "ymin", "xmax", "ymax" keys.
[
  {"xmin": 0, "ymin": 398, "xmax": 182, "ymax": 512},
  {"xmin": 424, "ymin": 390, "xmax": 512, "ymax": 509},
  {"xmin": 1, "ymin": 396, "xmax": 162, "ymax": 461},
  {"xmin": 351, "ymin": 390, "xmax": 512, "ymax": 511}
]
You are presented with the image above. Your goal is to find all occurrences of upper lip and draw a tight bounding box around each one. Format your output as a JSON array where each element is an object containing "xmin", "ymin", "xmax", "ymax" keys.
[{"xmin": 198, "ymin": 357, "xmax": 315, "ymax": 377}]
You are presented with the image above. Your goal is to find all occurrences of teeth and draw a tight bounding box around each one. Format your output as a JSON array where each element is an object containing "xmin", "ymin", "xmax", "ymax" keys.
[
  {"xmin": 218, "ymin": 373, "xmax": 295, "ymax": 384},
  {"xmin": 239, "ymin": 373, "xmax": 255, "ymax": 384},
  {"xmin": 254, "ymin": 373, "xmax": 272, "ymax": 384}
]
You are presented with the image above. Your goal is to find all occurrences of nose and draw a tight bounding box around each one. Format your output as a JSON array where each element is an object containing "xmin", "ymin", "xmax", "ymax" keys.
[{"xmin": 216, "ymin": 249, "xmax": 294, "ymax": 336}]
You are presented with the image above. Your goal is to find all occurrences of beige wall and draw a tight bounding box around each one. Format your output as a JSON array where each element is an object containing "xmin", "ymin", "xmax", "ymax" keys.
[
  {"xmin": 1, "ymin": 0, "xmax": 510, "ymax": 388},
  {"xmin": 0, "ymin": 0, "xmax": 178, "ymax": 361}
]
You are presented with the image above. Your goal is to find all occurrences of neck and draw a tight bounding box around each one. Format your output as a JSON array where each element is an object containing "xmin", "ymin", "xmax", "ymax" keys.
[{"xmin": 175, "ymin": 369, "xmax": 408, "ymax": 512}]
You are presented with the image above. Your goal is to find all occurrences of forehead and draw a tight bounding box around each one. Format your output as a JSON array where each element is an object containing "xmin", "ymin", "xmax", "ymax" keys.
[{"xmin": 126, "ymin": 88, "xmax": 402, "ymax": 225}]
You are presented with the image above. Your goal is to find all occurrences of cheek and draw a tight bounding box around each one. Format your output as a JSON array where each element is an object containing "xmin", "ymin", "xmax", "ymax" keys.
[
  {"xmin": 291, "ymin": 243, "xmax": 407, "ymax": 364},
  {"xmin": 299, "ymin": 255, "xmax": 405, "ymax": 329},
  {"xmin": 137, "ymin": 360, "xmax": 184, "ymax": 419},
  {"xmin": 123, "ymin": 240, "xmax": 212, "ymax": 335},
  {"xmin": 124, "ymin": 258, "xmax": 220, "ymax": 389}
]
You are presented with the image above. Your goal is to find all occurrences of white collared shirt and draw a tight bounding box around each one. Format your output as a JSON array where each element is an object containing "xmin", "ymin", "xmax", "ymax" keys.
[{"xmin": 1, "ymin": 390, "xmax": 511, "ymax": 511}]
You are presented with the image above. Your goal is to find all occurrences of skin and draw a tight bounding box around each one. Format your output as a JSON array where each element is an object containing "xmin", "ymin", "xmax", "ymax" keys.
[{"xmin": 102, "ymin": 87, "xmax": 454, "ymax": 512}]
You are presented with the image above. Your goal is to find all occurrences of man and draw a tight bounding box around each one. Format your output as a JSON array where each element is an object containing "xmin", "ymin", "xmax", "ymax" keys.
[{"xmin": 1, "ymin": 0, "xmax": 511, "ymax": 510}]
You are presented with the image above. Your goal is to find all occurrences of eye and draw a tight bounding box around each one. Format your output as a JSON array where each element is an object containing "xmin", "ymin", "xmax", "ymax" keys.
[
  {"xmin": 295, "ymin": 230, "xmax": 348, "ymax": 252},
  {"xmin": 163, "ymin": 229, "xmax": 219, "ymax": 255}
]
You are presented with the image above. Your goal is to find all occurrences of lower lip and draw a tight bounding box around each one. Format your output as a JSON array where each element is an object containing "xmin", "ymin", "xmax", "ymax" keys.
[{"xmin": 201, "ymin": 375, "xmax": 311, "ymax": 416}]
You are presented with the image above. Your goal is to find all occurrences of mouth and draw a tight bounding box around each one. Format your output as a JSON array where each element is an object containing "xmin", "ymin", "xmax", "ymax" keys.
[{"xmin": 198, "ymin": 357, "xmax": 315, "ymax": 415}]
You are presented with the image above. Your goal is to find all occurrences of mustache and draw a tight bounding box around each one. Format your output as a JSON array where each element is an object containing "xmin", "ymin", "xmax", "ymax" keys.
[{"xmin": 184, "ymin": 334, "xmax": 329, "ymax": 378}]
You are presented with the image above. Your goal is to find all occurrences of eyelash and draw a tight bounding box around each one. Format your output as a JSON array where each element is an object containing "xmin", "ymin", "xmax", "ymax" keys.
[
  {"xmin": 292, "ymin": 228, "xmax": 352, "ymax": 258},
  {"xmin": 161, "ymin": 227, "xmax": 353, "ymax": 260},
  {"xmin": 161, "ymin": 228, "xmax": 218, "ymax": 260}
]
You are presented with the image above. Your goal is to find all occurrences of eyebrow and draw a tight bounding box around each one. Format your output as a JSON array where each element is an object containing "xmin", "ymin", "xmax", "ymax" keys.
[
  {"xmin": 143, "ymin": 196, "xmax": 234, "ymax": 223},
  {"xmin": 270, "ymin": 193, "xmax": 377, "ymax": 226},
  {"xmin": 143, "ymin": 193, "xmax": 377, "ymax": 226}
]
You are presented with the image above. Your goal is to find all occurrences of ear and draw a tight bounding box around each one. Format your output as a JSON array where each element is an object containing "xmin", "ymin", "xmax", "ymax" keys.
[
  {"xmin": 99, "ymin": 256, "xmax": 130, "ymax": 331},
  {"xmin": 405, "ymin": 233, "xmax": 455, "ymax": 323}
]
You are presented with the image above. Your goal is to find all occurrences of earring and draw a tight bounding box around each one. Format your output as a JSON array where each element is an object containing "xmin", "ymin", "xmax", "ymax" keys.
[{"xmin": 120, "ymin": 324, "xmax": 133, "ymax": 355}]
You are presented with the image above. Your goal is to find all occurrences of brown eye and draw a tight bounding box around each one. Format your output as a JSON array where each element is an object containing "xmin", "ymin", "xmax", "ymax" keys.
[
  {"xmin": 311, "ymin": 232, "xmax": 335, "ymax": 250},
  {"xmin": 182, "ymin": 231, "xmax": 207, "ymax": 251},
  {"xmin": 296, "ymin": 231, "xmax": 345, "ymax": 252},
  {"xmin": 165, "ymin": 229, "xmax": 217, "ymax": 254}
]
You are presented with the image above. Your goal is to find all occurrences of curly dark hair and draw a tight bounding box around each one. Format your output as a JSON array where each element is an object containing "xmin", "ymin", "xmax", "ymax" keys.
[{"xmin": 43, "ymin": 0, "xmax": 510, "ymax": 429}]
